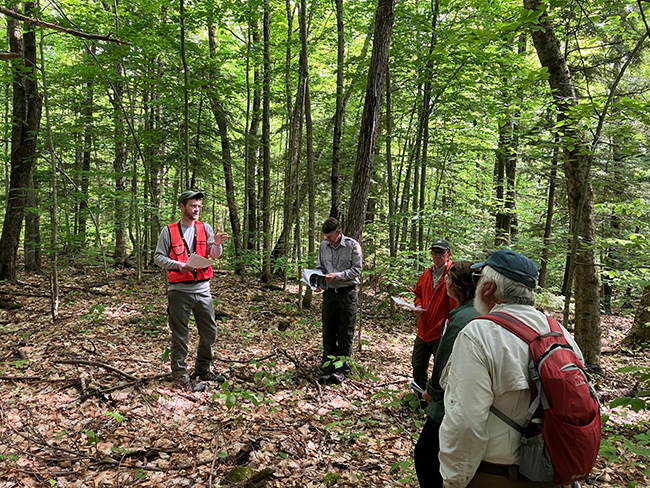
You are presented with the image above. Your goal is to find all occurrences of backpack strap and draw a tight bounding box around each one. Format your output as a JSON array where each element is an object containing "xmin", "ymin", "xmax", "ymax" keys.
[
  {"xmin": 480, "ymin": 311, "xmax": 555, "ymax": 425},
  {"xmin": 489, "ymin": 405, "xmax": 525, "ymax": 433},
  {"xmin": 479, "ymin": 311, "xmax": 540, "ymax": 344}
]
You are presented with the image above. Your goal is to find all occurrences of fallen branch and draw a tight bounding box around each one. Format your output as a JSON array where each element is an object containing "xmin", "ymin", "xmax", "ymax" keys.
[{"xmin": 55, "ymin": 359, "xmax": 138, "ymax": 381}]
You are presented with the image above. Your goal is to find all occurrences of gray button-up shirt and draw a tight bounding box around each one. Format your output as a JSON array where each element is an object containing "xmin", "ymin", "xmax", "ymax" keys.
[{"xmin": 315, "ymin": 234, "xmax": 362, "ymax": 289}]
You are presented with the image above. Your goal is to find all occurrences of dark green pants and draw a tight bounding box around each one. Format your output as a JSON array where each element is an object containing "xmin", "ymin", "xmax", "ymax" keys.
[
  {"xmin": 321, "ymin": 288, "xmax": 357, "ymax": 373},
  {"xmin": 168, "ymin": 289, "xmax": 217, "ymax": 377}
]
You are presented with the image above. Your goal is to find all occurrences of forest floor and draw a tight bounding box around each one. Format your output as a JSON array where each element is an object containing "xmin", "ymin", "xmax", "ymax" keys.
[{"xmin": 0, "ymin": 266, "xmax": 648, "ymax": 488}]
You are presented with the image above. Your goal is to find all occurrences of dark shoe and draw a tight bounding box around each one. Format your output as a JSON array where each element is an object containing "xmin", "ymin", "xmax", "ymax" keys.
[
  {"xmin": 329, "ymin": 372, "xmax": 345, "ymax": 384},
  {"xmin": 173, "ymin": 374, "xmax": 206, "ymax": 392},
  {"xmin": 195, "ymin": 371, "xmax": 225, "ymax": 383},
  {"xmin": 318, "ymin": 374, "xmax": 331, "ymax": 384}
]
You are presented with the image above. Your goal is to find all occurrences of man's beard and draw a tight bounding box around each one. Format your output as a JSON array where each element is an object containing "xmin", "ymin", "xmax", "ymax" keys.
[{"xmin": 474, "ymin": 280, "xmax": 492, "ymax": 315}]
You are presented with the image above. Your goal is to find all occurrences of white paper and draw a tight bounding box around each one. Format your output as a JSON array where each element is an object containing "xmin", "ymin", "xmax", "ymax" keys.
[
  {"xmin": 186, "ymin": 253, "xmax": 213, "ymax": 269},
  {"xmin": 391, "ymin": 296, "xmax": 426, "ymax": 312},
  {"xmin": 301, "ymin": 268, "xmax": 326, "ymax": 291}
]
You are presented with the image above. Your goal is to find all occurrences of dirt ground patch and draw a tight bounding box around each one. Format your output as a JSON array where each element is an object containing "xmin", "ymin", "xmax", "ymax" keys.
[{"xmin": 0, "ymin": 268, "xmax": 647, "ymax": 487}]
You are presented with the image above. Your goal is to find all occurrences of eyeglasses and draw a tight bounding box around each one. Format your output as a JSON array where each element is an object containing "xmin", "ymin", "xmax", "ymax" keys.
[
  {"xmin": 431, "ymin": 250, "xmax": 448, "ymax": 255},
  {"xmin": 472, "ymin": 271, "xmax": 483, "ymax": 279}
]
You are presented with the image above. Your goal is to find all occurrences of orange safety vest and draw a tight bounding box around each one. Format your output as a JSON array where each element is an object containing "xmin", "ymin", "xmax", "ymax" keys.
[{"xmin": 166, "ymin": 221, "xmax": 214, "ymax": 284}]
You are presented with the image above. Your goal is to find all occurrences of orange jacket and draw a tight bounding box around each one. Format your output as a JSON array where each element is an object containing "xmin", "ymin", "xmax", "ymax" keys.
[
  {"xmin": 166, "ymin": 221, "xmax": 213, "ymax": 284},
  {"xmin": 414, "ymin": 260, "xmax": 457, "ymax": 342}
]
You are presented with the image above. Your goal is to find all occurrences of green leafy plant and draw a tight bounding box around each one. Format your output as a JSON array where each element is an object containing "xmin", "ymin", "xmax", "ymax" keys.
[
  {"xmin": 84, "ymin": 430, "xmax": 99, "ymax": 445},
  {"xmin": 104, "ymin": 411, "xmax": 124, "ymax": 423},
  {"xmin": 323, "ymin": 472, "xmax": 340, "ymax": 486},
  {"xmin": 210, "ymin": 382, "xmax": 264, "ymax": 410}
]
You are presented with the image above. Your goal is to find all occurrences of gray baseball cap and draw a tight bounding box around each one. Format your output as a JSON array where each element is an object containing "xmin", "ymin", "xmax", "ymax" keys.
[
  {"xmin": 178, "ymin": 190, "xmax": 204, "ymax": 205},
  {"xmin": 430, "ymin": 239, "xmax": 451, "ymax": 251}
]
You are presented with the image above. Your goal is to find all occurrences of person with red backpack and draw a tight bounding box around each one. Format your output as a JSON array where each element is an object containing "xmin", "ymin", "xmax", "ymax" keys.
[
  {"xmin": 154, "ymin": 190, "xmax": 229, "ymax": 392},
  {"xmin": 438, "ymin": 250, "xmax": 599, "ymax": 487}
]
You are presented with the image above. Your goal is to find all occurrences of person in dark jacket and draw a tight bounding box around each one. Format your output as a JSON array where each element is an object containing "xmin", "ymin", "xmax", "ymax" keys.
[{"xmin": 414, "ymin": 260, "xmax": 479, "ymax": 488}]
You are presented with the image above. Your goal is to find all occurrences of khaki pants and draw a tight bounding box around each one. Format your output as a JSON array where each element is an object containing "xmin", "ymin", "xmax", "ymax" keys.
[{"xmin": 467, "ymin": 471, "xmax": 560, "ymax": 487}]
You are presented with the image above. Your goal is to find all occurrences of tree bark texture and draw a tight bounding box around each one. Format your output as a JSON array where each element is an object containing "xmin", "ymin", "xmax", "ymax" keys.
[
  {"xmin": 524, "ymin": 0, "xmax": 601, "ymax": 367},
  {"xmin": 245, "ymin": 18, "xmax": 261, "ymax": 252},
  {"xmin": 538, "ymin": 129, "xmax": 559, "ymax": 289},
  {"xmin": 330, "ymin": 0, "xmax": 344, "ymax": 220},
  {"xmin": 622, "ymin": 285, "xmax": 650, "ymax": 346},
  {"xmin": 346, "ymin": 0, "xmax": 395, "ymax": 242},
  {"xmin": 208, "ymin": 22, "xmax": 243, "ymax": 274},
  {"xmin": 0, "ymin": 5, "xmax": 43, "ymax": 281},
  {"xmin": 112, "ymin": 65, "xmax": 129, "ymax": 267},
  {"xmin": 24, "ymin": 168, "xmax": 41, "ymax": 271},
  {"xmin": 260, "ymin": 0, "xmax": 272, "ymax": 282}
]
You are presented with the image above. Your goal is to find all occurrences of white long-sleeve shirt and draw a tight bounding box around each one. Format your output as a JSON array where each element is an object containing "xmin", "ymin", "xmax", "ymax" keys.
[{"xmin": 438, "ymin": 303, "xmax": 583, "ymax": 488}]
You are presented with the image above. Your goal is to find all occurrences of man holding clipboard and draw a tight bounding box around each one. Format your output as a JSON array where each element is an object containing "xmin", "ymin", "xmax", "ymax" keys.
[{"xmin": 154, "ymin": 190, "xmax": 229, "ymax": 392}]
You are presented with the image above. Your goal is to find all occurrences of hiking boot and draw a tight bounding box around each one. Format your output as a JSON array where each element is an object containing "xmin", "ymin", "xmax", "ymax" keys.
[
  {"xmin": 318, "ymin": 373, "xmax": 331, "ymax": 384},
  {"xmin": 194, "ymin": 371, "xmax": 225, "ymax": 383},
  {"xmin": 173, "ymin": 374, "xmax": 206, "ymax": 392}
]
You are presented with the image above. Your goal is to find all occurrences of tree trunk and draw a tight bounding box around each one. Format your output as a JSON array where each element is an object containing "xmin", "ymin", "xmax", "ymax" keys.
[
  {"xmin": 38, "ymin": 23, "xmax": 59, "ymax": 318},
  {"xmin": 622, "ymin": 285, "xmax": 650, "ymax": 346},
  {"xmin": 77, "ymin": 80, "xmax": 92, "ymax": 249},
  {"xmin": 346, "ymin": 0, "xmax": 394, "ymax": 242},
  {"xmin": 260, "ymin": 0, "xmax": 273, "ymax": 282},
  {"xmin": 524, "ymin": 0, "xmax": 601, "ymax": 368},
  {"xmin": 24, "ymin": 168, "xmax": 41, "ymax": 271},
  {"xmin": 330, "ymin": 0, "xmax": 344, "ymax": 220},
  {"xmin": 386, "ymin": 69, "xmax": 396, "ymax": 258},
  {"xmin": 538, "ymin": 127, "xmax": 559, "ymax": 289},
  {"xmin": 112, "ymin": 65, "xmax": 129, "ymax": 267},
  {"xmin": 0, "ymin": 4, "xmax": 43, "ymax": 281},
  {"xmin": 207, "ymin": 22, "xmax": 244, "ymax": 275},
  {"xmin": 245, "ymin": 16, "xmax": 261, "ymax": 253}
]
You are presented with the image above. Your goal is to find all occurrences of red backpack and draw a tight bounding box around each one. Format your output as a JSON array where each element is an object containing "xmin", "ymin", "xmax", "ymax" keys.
[{"xmin": 484, "ymin": 311, "xmax": 601, "ymax": 485}]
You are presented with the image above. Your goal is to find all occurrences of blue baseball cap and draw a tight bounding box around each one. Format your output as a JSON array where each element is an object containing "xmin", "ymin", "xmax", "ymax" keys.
[{"xmin": 471, "ymin": 250, "xmax": 538, "ymax": 289}]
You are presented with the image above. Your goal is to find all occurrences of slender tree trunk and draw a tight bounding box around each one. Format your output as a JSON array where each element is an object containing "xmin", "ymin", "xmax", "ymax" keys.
[
  {"xmin": 524, "ymin": 0, "xmax": 601, "ymax": 367},
  {"xmin": 39, "ymin": 24, "xmax": 58, "ymax": 318},
  {"xmin": 207, "ymin": 22, "xmax": 244, "ymax": 274},
  {"xmin": 78, "ymin": 80, "xmax": 92, "ymax": 249},
  {"xmin": 386, "ymin": 70, "xmax": 396, "ymax": 259},
  {"xmin": 538, "ymin": 128, "xmax": 559, "ymax": 289},
  {"xmin": 330, "ymin": 0, "xmax": 344, "ymax": 220},
  {"xmin": 180, "ymin": 0, "xmax": 190, "ymax": 189},
  {"xmin": 0, "ymin": 4, "xmax": 43, "ymax": 280},
  {"xmin": 245, "ymin": 16, "xmax": 261, "ymax": 252},
  {"xmin": 260, "ymin": 0, "xmax": 272, "ymax": 282},
  {"xmin": 112, "ymin": 66, "xmax": 129, "ymax": 267},
  {"xmin": 346, "ymin": 0, "xmax": 394, "ymax": 242},
  {"xmin": 24, "ymin": 170, "xmax": 41, "ymax": 271}
]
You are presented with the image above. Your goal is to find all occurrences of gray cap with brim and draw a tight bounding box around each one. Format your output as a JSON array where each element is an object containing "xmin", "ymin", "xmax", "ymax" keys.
[{"xmin": 178, "ymin": 190, "xmax": 204, "ymax": 205}]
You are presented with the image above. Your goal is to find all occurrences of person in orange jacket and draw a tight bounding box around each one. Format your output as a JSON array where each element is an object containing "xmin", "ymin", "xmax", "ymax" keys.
[{"xmin": 411, "ymin": 239, "xmax": 458, "ymax": 396}]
